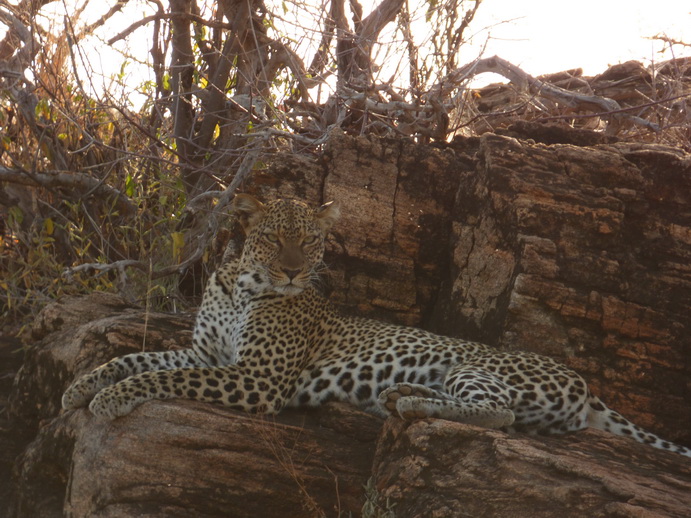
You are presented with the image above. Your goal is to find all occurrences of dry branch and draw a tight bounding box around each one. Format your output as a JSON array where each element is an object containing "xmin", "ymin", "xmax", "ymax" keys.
[
  {"xmin": 427, "ymin": 55, "xmax": 660, "ymax": 131},
  {"xmin": 0, "ymin": 6, "xmax": 38, "ymax": 75},
  {"xmin": 300, "ymin": 56, "xmax": 667, "ymax": 139},
  {"xmin": 5, "ymin": 0, "xmax": 686, "ymax": 322},
  {"xmin": 108, "ymin": 10, "xmax": 235, "ymax": 45},
  {"xmin": 79, "ymin": 0, "xmax": 130, "ymax": 40},
  {"xmin": 652, "ymin": 35, "xmax": 691, "ymax": 49},
  {"xmin": 533, "ymin": 92, "xmax": 691, "ymax": 124},
  {"xmin": 61, "ymin": 139, "xmax": 263, "ymax": 283},
  {"xmin": 324, "ymin": 55, "xmax": 665, "ymax": 138},
  {"xmin": 358, "ymin": 0, "xmax": 405, "ymax": 50},
  {"xmin": 0, "ymin": 167, "xmax": 137, "ymax": 216}
]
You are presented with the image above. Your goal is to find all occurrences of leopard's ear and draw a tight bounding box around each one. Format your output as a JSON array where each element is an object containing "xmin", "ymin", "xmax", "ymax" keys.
[
  {"xmin": 233, "ymin": 194, "xmax": 265, "ymax": 232},
  {"xmin": 315, "ymin": 200, "xmax": 340, "ymax": 232}
]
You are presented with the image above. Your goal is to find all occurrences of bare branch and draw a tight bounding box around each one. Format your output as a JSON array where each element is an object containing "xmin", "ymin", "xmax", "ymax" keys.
[
  {"xmin": 308, "ymin": 4, "xmax": 337, "ymax": 78},
  {"xmin": 263, "ymin": 41, "xmax": 320, "ymax": 98},
  {"xmin": 0, "ymin": 166, "xmax": 137, "ymax": 216},
  {"xmin": 533, "ymin": 93, "xmax": 691, "ymax": 124},
  {"xmin": 651, "ymin": 34, "xmax": 691, "ymax": 48},
  {"xmin": 62, "ymin": 136, "xmax": 265, "ymax": 282},
  {"xmin": 107, "ymin": 10, "xmax": 234, "ymax": 45},
  {"xmin": 79, "ymin": 0, "xmax": 131, "ymax": 40},
  {"xmin": 428, "ymin": 55, "xmax": 661, "ymax": 131},
  {"xmin": 334, "ymin": 0, "xmax": 405, "ymax": 88},
  {"xmin": 0, "ymin": 5, "xmax": 39, "ymax": 75},
  {"xmin": 447, "ymin": 0, "xmax": 483, "ymax": 70},
  {"xmin": 65, "ymin": 259, "xmax": 148, "ymax": 278},
  {"xmin": 358, "ymin": 0, "xmax": 404, "ymax": 48}
]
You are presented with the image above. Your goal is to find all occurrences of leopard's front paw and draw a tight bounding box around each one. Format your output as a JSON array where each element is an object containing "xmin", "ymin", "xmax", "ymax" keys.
[
  {"xmin": 88, "ymin": 384, "xmax": 142, "ymax": 419},
  {"xmin": 62, "ymin": 374, "xmax": 103, "ymax": 410}
]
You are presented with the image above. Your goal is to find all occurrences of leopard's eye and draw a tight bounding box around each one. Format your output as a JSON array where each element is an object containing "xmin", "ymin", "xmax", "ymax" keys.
[
  {"xmin": 264, "ymin": 233, "xmax": 280, "ymax": 244},
  {"xmin": 302, "ymin": 235, "xmax": 319, "ymax": 246}
]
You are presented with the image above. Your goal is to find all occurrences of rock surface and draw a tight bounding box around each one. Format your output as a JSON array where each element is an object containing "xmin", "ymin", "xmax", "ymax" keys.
[
  {"xmin": 373, "ymin": 419, "xmax": 691, "ymax": 518},
  {"xmin": 9, "ymin": 294, "xmax": 382, "ymax": 517},
  {"xmin": 17, "ymin": 400, "xmax": 381, "ymax": 518},
  {"xmin": 6, "ymin": 129, "xmax": 691, "ymax": 516},
  {"xmin": 444, "ymin": 135, "xmax": 691, "ymax": 445}
]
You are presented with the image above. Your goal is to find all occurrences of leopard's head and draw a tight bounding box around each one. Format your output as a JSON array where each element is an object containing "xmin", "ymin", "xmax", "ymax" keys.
[{"xmin": 233, "ymin": 194, "xmax": 340, "ymax": 296}]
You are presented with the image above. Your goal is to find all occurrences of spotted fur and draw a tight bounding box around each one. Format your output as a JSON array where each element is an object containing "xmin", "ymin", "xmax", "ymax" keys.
[{"xmin": 62, "ymin": 195, "xmax": 690, "ymax": 457}]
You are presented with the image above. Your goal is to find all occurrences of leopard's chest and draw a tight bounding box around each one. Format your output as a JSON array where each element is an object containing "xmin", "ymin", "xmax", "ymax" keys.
[{"xmin": 228, "ymin": 291, "xmax": 314, "ymax": 361}]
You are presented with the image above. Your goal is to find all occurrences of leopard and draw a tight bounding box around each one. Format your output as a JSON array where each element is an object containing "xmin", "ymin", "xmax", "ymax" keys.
[{"xmin": 62, "ymin": 194, "xmax": 691, "ymax": 458}]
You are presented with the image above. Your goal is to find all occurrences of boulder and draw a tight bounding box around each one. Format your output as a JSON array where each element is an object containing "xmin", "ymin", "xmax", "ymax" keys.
[
  {"xmin": 373, "ymin": 419, "xmax": 691, "ymax": 517},
  {"xmin": 9, "ymin": 294, "xmax": 382, "ymax": 517},
  {"xmin": 6, "ymin": 129, "xmax": 691, "ymax": 516},
  {"xmin": 15, "ymin": 400, "xmax": 381, "ymax": 518}
]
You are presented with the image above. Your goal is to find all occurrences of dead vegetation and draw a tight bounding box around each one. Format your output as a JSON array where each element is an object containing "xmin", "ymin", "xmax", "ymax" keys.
[
  {"xmin": 0, "ymin": 0, "xmax": 689, "ymax": 330},
  {"xmin": 461, "ymin": 57, "xmax": 691, "ymax": 148}
]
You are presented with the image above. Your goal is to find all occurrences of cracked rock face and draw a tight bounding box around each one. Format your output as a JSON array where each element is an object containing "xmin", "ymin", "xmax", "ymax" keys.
[
  {"xmin": 372, "ymin": 418, "xmax": 691, "ymax": 518},
  {"xmin": 6, "ymin": 129, "xmax": 691, "ymax": 517},
  {"xmin": 449, "ymin": 135, "xmax": 691, "ymax": 444}
]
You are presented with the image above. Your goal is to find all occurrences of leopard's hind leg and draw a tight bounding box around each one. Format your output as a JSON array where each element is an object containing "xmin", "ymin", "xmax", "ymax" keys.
[{"xmin": 378, "ymin": 373, "xmax": 515, "ymax": 429}]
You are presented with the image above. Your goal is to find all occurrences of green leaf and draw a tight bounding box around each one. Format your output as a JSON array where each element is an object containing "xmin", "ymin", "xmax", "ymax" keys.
[
  {"xmin": 125, "ymin": 173, "xmax": 135, "ymax": 197},
  {"xmin": 9, "ymin": 206, "xmax": 24, "ymax": 225},
  {"xmin": 171, "ymin": 232, "xmax": 185, "ymax": 263},
  {"xmin": 44, "ymin": 217, "xmax": 54, "ymax": 236},
  {"xmin": 35, "ymin": 99, "xmax": 50, "ymax": 120}
]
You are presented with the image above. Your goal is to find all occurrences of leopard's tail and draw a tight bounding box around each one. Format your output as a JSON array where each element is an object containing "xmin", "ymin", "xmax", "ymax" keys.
[{"xmin": 586, "ymin": 394, "xmax": 690, "ymax": 458}]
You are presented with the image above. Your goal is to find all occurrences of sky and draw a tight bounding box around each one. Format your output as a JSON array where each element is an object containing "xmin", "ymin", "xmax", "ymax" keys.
[{"xmin": 466, "ymin": 0, "xmax": 689, "ymax": 77}]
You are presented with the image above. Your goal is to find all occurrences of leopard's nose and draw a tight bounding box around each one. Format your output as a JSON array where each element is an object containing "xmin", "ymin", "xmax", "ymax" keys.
[{"xmin": 282, "ymin": 268, "xmax": 302, "ymax": 280}]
